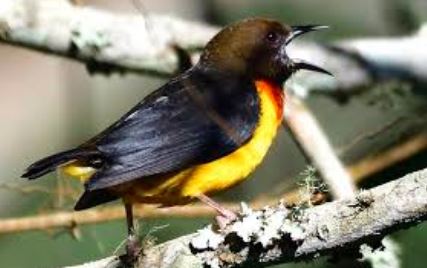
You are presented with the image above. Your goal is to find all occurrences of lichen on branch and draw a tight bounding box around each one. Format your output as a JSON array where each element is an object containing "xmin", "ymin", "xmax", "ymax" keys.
[
  {"xmin": 0, "ymin": 0, "xmax": 218, "ymax": 75},
  {"xmin": 67, "ymin": 168, "xmax": 427, "ymax": 268}
]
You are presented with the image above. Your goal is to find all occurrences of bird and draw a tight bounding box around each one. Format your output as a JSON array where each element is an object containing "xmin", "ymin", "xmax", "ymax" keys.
[{"xmin": 22, "ymin": 17, "xmax": 330, "ymax": 261}]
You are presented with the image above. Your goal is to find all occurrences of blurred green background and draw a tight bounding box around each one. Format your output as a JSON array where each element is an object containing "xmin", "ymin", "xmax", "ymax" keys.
[{"xmin": 1, "ymin": 0, "xmax": 427, "ymax": 267}]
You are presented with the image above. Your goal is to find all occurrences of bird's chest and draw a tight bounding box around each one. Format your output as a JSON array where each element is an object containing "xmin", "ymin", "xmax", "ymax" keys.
[
  {"xmin": 179, "ymin": 80, "xmax": 283, "ymax": 195},
  {"xmin": 124, "ymin": 80, "xmax": 283, "ymax": 205}
]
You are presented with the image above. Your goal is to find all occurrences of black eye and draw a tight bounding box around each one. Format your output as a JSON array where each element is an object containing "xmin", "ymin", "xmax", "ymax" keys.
[{"xmin": 266, "ymin": 31, "xmax": 279, "ymax": 43}]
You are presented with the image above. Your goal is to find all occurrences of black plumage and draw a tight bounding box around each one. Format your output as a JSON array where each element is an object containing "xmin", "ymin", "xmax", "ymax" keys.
[
  {"xmin": 23, "ymin": 66, "xmax": 260, "ymax": 194},
  {"xmin": 87, "ymin": 67, "xmax": 260, "ymax": 190},
  {"xmin": 22, "ymin": 149, "xmax": 101, "ymax": 180}
]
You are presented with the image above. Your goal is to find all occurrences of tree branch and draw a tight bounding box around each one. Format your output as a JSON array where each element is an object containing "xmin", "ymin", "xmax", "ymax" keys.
[
  {"xmin": 64, "ymin": 168, "xmax": 427, "ymax": 268},
  {"xmin": 0, "ymin": 203, "xmax": 239, "ymax": 235},
  {"xmin": 0, "ymin": 132, "xmax": 425, "ymax": 235},
  {"xmin": 284, "ymin": 94, "xmax": 356, "ymax": 199},
  {"xmin": 0, "ymin": 0, "xmax": 217, "ymax": 76},
  {"xmin": 348, "ymin": 132, "xmax": 427, "ymax": 180},
  {"xmin": 1, "ymin": 0, "xmax": 427, "ymax": 97},
  {"xmin": 287, "ymin": 24, "xmax": 427, "ymax": 97}
]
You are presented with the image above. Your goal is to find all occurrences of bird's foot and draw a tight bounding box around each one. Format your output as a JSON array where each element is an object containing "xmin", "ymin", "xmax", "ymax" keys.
[
  {"xmin": 215, "ymin": 212, "xmax": 237, "ymax": 230},
  {"xmin": 197, "ymin": 194, "xmax": 238, "ymax": 230},
  {"xmin": 120, "ymin": 234, "xmax": 142, "ymax": 267}
]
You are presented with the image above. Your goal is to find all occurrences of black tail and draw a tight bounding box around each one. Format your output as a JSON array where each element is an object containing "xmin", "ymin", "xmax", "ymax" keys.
[
  {"xmin": 74, "ymin": 189, "xmax": 119, "ymax": 210},
  {"xmin": 22, "ymin": 148, "xmax": 101, "ymax": 180}
]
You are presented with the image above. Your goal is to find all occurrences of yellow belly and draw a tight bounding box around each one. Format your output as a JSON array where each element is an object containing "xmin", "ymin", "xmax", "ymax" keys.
[{"xmin": 123, "ymin": 80, "xmax": 283, "ymax": 204}]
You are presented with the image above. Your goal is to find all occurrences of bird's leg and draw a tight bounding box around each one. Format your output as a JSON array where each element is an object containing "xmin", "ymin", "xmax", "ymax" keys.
[
  {"xmin": 197, "ymin": 194, "xmax": 237, "ymax": 229},
  {"xmin": 122, "ymin": 203, "xmax": 141, "ymax": 265}
]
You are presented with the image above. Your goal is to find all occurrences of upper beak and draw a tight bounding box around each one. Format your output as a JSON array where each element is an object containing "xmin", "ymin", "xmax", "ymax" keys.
[
  {"xmin": 286, "ymin": 25, "xmax": 329, "ymax": 44},
  {"xmin": 285, "ymin": 25, "xmax": 332, "ymax": 76}
]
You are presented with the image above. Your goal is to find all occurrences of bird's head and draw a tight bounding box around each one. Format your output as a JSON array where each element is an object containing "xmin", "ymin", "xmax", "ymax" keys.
[{"xmin": 199, "ymin": 18, "xmax": 331, "ymax": 84}]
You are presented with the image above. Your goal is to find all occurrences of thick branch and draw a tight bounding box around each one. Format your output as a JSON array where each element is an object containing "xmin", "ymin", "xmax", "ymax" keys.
[
  {"xmin": 65, "ymin": 168, "xmax": 427, "ymax": 268},
  {"xmin": 1, "ymin": 0, "xmax": 427, "ymax": 96},
  {"xmin": 0, "ymin": 0, "xmax": 217, "ymax": 76}
]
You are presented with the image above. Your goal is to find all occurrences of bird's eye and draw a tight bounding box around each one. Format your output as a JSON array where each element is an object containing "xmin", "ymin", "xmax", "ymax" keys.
[{"xmin": 266, "ymin": 31, "xmax": 279, "ymax": 43}]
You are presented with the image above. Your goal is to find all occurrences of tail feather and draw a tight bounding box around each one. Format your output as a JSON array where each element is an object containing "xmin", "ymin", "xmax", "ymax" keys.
[
  {"xmin": 74, "ymin": 189, "xmax": 118, "ymax": 210},
  {"xmin": 22, "ymin": 148, "xmax": 101, "ymax": 180}
]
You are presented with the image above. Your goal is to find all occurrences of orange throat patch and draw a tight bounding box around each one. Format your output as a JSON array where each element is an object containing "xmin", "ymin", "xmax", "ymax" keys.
[{"xmin": 254, "ymin": 80, "xmax": 284, "ymax": 121}]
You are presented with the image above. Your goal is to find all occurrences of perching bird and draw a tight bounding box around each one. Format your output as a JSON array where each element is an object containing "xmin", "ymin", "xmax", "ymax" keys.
[{"xmin": 22, "ymin": 18, "xmax": 330, "ymax": 260}]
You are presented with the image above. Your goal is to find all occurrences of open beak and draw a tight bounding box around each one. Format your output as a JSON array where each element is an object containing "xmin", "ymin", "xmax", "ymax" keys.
[{"xmin": 285, "ymin": 25, "xmax": 332, "ymax": 76}]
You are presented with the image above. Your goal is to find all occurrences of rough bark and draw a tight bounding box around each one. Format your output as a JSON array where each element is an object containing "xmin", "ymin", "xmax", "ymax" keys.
[
  {"xmin": 0, "ymin": 0, "xmax": 217, "ymax": 76},
  {"xmin": 66, "ymin": 168, "xmax": 427, "ymax": 268},
  {"xmin": 1, "ymin": 0, "xmax": 427, "ymax": 96}
]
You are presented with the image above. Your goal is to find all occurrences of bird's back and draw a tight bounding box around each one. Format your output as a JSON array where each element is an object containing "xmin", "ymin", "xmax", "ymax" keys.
[{"xmin": 79, "ymin": 67, "xmax": 261, "ymax": 191}]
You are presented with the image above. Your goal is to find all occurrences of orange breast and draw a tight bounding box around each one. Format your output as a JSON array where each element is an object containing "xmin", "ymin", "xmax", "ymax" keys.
[{"xmin": 254, "ymin": 80, "xmax": 284, "ymax": 121}]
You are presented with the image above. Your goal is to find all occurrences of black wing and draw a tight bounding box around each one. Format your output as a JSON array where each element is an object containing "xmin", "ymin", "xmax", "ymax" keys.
[{"xmin": 86, "ymin": 68, "xmax": 260, "ymax": 190}]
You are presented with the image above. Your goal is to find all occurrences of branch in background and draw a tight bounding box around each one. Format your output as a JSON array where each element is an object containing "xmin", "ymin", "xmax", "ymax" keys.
[
  {"xmin": 282, "ymin": 131, "xmax": 427, "ymax": 205},
  {"xmin": 284, "ymin": 94, "xmax": 356, "ymax": 199},
  {"xmin": 287, "ymin": 25, "xmax": 427, "ymax": 97},
  {"xmin": 0, "ymin": 0, "xmax": 217, "ymax": 76},
  {"xmin": 348, "ymin": 132, "xmax": 427, "ymax": 180},
  {"xmin": 1, "ymin": 0, "xmax": 427, "ymax": 98},
  {"xmin": 65, "ymin": 168, "xmax": 427, "ymax": 268},
  {"xmin": 0, "ymin": 203, "xmax": 237, "ymax": 235},
  {"xmin": 0, "ymin": 132, "xmax": 425, "ymax": 235}
]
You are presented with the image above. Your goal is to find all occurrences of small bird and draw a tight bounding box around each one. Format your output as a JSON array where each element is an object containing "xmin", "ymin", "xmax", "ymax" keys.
[{"xmin": 22, "ymin": 18, "xmax": 330, "ymax": 260}]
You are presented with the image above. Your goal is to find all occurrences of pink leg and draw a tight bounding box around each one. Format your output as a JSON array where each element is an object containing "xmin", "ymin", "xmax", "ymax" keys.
[{"xmin": 197, "ymin": 194, "xmax": 237, "ymax": 229}]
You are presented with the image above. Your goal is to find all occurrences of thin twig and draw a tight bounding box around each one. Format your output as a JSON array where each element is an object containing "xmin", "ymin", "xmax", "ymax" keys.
[
  {"xmin": 348, "ymin": 132, "xmax": 427, "ymax": 179},
  {"xmin": 0, "ymin": 203, "xmax": 239, "ymax": 235},
  {"xmin": 0, "ymin": 132, "xmax": 425, "ymax": 235},
  {"xmin": 336, "ymin": 116, "xmax": 406, "ymax": 156},
  {"xmin": 284, "ymin": 93, "xmax": 356, "ymax": 199}
]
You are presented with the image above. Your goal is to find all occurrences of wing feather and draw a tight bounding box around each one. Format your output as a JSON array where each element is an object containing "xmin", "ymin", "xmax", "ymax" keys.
[{"xmin": 87, "ymin": 69, "xmax": 259, "ymax": 190}]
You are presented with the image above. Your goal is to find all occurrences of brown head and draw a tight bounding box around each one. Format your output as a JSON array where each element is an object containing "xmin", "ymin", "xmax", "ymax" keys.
[{"xmin": 198, "ymin": 18, "xmax": 330, "ymax": 84}]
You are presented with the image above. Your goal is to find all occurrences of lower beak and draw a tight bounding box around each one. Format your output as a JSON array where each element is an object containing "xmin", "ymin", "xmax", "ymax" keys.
[{"xmin": 290, "ymin": 59, "xmax": 333, "ymax": 76}]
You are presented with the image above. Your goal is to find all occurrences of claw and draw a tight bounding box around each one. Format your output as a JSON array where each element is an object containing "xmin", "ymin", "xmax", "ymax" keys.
[{"xmin": 197, "ymin": 194, "xmax": 237, "ymax": 229}]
